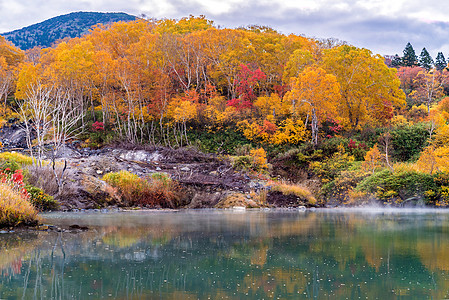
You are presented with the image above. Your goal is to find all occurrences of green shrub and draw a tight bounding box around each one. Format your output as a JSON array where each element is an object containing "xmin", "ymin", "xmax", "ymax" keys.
[
  {"xmin": 434, "ymin": 172, "xmax": 449, "ymax": 186},
  {"xmin": 231, "ymin": 155, "xmax": 252, "ymax": 170},
  {"xmin": 234, "ymin": 144, "xmax": 253, "ymax": 156},
  {"xmin": 356, "ymin": 169, "xmax": 438, "ymax": 203},
  {"xmin": 188, "ymin": 126, "xmax": 253, "ymax": 154},
  {"xmin": 230, "ymin": 148, "xmax": 270, "ymax": 173},
  {"xmin": 310, "ymin": 147, "xmax": 355, "ymax": 183},
  {"xmin": 25, "ymin": 185, "xmax": 59, "ymax": 211},
  {"xmin": 390, "ymin": 123, "xmax": 430, "ymax": 162},
  {"xmin": 0, "ymin": 160, "xmax": 20, "ymax": 172},
  {"xmin": 319, "ymin": 137, "xmax": 350, "ymax": 158},
  {"xmin": 275, "ymin": 148, "xmax": 301, "ymax": 160},
  {"xmin": 320, "ymin": 169, "xmax": 370, "ymax": 203}
]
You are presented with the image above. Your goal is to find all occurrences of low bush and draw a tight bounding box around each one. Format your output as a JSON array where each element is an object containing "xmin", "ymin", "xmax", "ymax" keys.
[
  {"xmin": 356, "ymin": 169, "xmax": 438, "ymax": 203},
  {"xmin": 25, "ymin": 185, "xmax": 58, "ymax": 211},
  {"xmin": 0, "ymin": 152, "xmax": 34, "ymax": 167},
  {"xmin": 234, "ymin": 144, "xmax": 253, "ymax": 156},
  {"xmin": 231, "ymin": 155, "xmax": 252, "ymax": 170},
  {"xmin": 310, "ymin": 145, "xmax": 356, "ymax": 184},
  {"xmin": 320, "ymin": 169, "xmax": 370, "ymax": 204},
  {"xmin": 187, "ymin": 126, "xmax": 253, "ymax": 154},
  {"xmin": 230, "ymin": 147, "xmax": 270, "ymax": 173},
  {"xmin": 319, "ymin": 137, "xmax": 349, "ymax": 158},
  {"xmin": 103, "ymin": 171, "xmax": 183, "ymax": 208},
  {"xmin": 0, "ymin": 169, "xmax": 38, "ymax": 227}
]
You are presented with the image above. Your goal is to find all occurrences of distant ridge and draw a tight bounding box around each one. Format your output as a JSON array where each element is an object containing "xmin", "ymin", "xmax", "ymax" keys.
[{"xmin": 1, "ymin": 11, "xmax": 137, "ymax": 50}]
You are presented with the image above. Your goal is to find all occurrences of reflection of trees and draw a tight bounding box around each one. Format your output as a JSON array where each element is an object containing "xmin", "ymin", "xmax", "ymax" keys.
[
  {"xmin": 4, "ymin": 212, "xmax": 449, "ymax": 298},
  {"xmin": 0, "ymin": 232, "xmax": 41, "ymax": 278}
]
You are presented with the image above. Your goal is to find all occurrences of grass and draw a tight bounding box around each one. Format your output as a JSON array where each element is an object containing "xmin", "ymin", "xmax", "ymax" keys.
[
  {"xmin": 270, "ymin": 181, "xmax": 317, "ymax": 205},
  {"xmin": 0, "ymin": 182, "xmax": 38, "ymax": 227},
  {"xmin": 103, "ymin": 171, "xmax": 183, "ymax": 208}
]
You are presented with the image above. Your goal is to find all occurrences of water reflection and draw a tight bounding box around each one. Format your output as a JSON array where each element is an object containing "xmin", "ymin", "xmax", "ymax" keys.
[{"xmin": 1, "ymin": 209, "xmax": 449, "ymax": 299}]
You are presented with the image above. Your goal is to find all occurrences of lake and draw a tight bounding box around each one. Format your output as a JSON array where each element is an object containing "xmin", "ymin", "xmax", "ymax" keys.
[{"xmin": 1, "ymin": 208, "xmax": 449, "ymax": 299}]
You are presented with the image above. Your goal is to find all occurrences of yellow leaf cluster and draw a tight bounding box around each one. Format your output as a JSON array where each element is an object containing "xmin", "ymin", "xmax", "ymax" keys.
[
  {"xmin": 239, "ymin": 118, "xmax": 306, "ymax": 145},
  {"xmin": 168, "ymin": 98, "xmax": 197, "ymax": 123},
  {"xmin": 253, "ymin": 93, "xmax": 291, "ymax": 119},
  {"xmin": 250, "ymin": 148, "xmax": 269, "ymax": 171}
]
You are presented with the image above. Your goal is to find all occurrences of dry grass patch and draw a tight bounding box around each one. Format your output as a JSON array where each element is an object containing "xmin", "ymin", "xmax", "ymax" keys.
[
  {"xmin": 0, "ymin": 182, "xmax": 38, "ymax": 227},
  {"xmin": 271, "ymin": 182, "xmax": 317, "ymax": 205}
]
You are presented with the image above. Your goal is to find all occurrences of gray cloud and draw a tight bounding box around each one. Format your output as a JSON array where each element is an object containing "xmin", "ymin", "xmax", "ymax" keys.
[{"xmin": 1, "ymin": 0, "xmax": 449, "ymax": 58}]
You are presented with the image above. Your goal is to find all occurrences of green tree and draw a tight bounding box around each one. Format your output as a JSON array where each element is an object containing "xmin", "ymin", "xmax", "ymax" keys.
[
  {"xmin": 391, "ymin": 54, "xmax": 403, "ymax": 68},
  {"xmin": 419, "ymin": 48, "xmax": 434, "ymax": 70},
  {"xmin": 402, "ymin": 42, "xmax": 417, "ymax": 67},
  {"xmin": 435, "ymin": 52, "xmax": 447, "ymax": 71}
]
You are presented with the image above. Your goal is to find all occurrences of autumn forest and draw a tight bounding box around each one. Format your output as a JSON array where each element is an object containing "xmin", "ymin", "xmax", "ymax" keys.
[{"xmin": 1, "ymin": 15, "xmax": 449, "ymax": 208}]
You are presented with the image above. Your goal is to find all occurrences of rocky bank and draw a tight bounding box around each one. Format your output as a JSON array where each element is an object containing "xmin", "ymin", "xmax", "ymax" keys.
[{"xmin": 0, "ymin": 123, "xmax": 317, "ymax": 210}]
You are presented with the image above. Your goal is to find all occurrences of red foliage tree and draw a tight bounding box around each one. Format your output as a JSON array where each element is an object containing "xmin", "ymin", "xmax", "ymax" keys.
[{"xmin": 227, "ymin": 64, "xmax": 266, "ymax": 110}]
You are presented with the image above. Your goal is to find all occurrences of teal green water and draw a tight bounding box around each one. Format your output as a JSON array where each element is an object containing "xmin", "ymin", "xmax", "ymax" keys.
[{"xmin": 1, "ymin": 209, "xmax": 449, "ymax": 299}]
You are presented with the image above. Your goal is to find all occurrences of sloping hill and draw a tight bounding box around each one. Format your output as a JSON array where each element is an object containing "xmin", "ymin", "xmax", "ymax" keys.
[{"xmin": 2, "ymin": 11, "xmax": 137, "ymax": 50}]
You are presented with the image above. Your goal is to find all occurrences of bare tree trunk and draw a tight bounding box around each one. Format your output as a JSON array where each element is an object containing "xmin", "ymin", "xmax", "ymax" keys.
[{"xmin": 380, "ymin": 132, "xmax": 394, "ymax": 172}]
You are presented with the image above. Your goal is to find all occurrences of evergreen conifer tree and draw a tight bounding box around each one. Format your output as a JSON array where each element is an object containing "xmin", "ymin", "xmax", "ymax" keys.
[
  {"xmin": 419, "ymin": 48, "xmax": 434, "ymax": 70},
  {"xmin": 391, "ymin": 55, "xmax": 403, "ymax": 68},
  {"xmin": 402, "ymin": 42, "xmax": 418, "ymax": 67},
  {"xmin": 435, "ymin": 52, "xmax": 447, "ymax": 71}
]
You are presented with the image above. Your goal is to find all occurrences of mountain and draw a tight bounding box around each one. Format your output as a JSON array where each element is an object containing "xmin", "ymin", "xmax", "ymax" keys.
[{"xmin": 1, "ymin": 11, "xmax": 137, "ymax": 50}]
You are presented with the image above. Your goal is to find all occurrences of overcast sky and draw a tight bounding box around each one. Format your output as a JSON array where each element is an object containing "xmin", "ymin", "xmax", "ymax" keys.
[{"xmin": 1, "ymin": 0, "xmax": 449, "ymax": 57}]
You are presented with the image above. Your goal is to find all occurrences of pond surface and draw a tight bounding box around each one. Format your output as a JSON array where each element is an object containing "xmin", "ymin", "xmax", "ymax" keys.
[{"xmin": 1, "ymin": 208, "xmax": 449, "ymax": 299}]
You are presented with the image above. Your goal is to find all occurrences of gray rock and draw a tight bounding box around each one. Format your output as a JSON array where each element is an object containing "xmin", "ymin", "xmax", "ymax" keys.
[{"xmin": 118, "ymin": 150, "xmax": 163, "ymax": 163}]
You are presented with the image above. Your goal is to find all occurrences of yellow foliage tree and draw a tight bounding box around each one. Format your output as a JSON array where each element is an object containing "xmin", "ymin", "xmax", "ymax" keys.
[
  {"xmin": 282, "ymin": 49, "xmax": 316, "ymax": 83},
  {"xmin": 167, "ymin": 96, "xmax": 198, "ymax": 146},
  {"xmin": 322, "ymin": 45, "xmax": 406, "ymax": 129},
  {"xmin": 239, "ymin": 117, "xmax": 305, "ymax": 145},
  {"xmin": 416, "ymin": 146, "xmax": 438, "ymax": 174},
  {"xmin": 417, "ymin": 145, "xmax": 449, "ymax": 174},
  {"xmin": 284, "ymin": 66, "xmax": 340, "ymax": 145}
]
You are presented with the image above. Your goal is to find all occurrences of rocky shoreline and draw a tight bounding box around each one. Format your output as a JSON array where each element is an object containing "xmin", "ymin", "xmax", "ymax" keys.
[
  {"xmin": 13, "ymin": 145, "xmax": 314, "ymax": 211},
  {"xmin": 0, "ymin": 122, "xmax": 318, "ymax": 212}
]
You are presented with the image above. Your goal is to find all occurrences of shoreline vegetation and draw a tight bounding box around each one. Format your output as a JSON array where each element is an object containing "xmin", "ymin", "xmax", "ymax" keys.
[{"xmin": 1, "ymin": 16, "xmax": 449, "ymax": 226}]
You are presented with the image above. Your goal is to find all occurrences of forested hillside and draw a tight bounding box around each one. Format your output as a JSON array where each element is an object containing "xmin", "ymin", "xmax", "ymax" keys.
[
  {"xmin": 1, "ymin": 12, "xmax": 136, "ymax": 50},
  {"xmin": 1, "ymin": 15, "xmax": 449, "ymax": 208}
]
